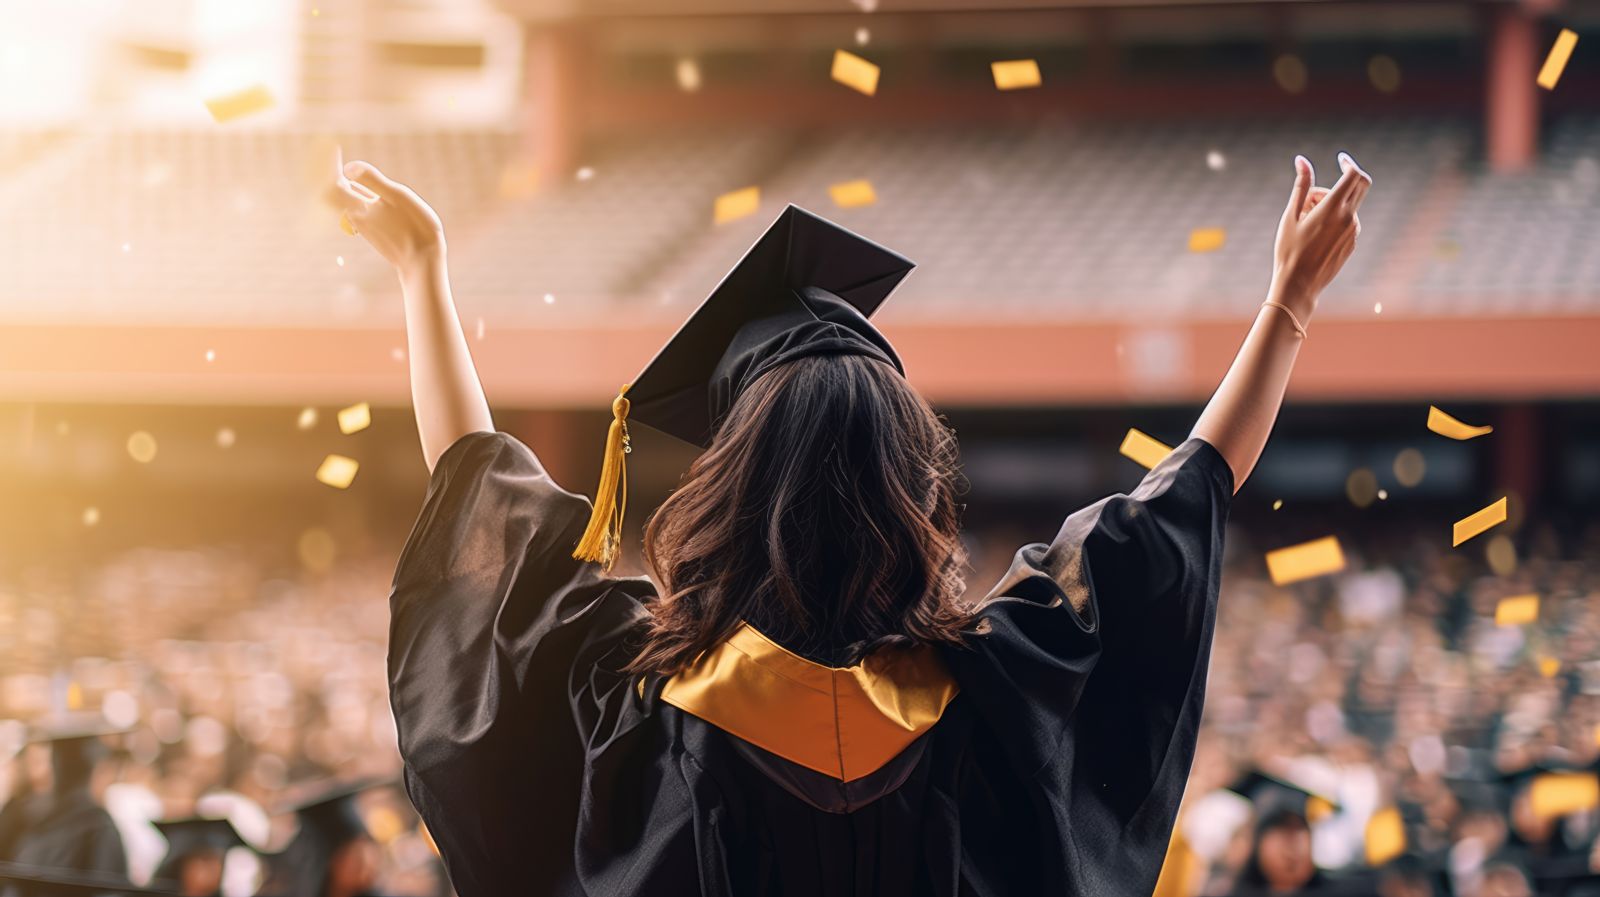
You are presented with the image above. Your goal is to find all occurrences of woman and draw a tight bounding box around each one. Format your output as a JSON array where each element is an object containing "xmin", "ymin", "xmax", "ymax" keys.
[{"xmin": 335, "ymin": 149, "xmax": 1371, "ymax": 896}]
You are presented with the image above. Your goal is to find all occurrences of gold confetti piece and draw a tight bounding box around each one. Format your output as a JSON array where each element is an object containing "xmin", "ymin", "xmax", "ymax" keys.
[
  {"xmin": 66, "ymin": 682, "xmax": 83, "ymax": 711},
  {"xmin": 1531, "ymin": 771, "xmax": 1598, "ymax": 819},
  {"xmin": 713, "ymin": 186, "xmax": 761, "ymax": 225},
  {"xmin": 1538, "ymin": 29, "xmax": 1579, "ymax": 91},
  {"xmin": 1494, "ymin": 593, "xmax": 1539, "ymax": 626},
  {"xmin": 127, "ymin": 431, "xmax": 158, "ymax": 464},
  {"xmin": 1266, "ymin": 536, "xmax": 1347, "ymax": 586},
  {"xmin": 1539, "ymin": 657, "xmax": 1562, "ymax": 678},
  {"xmin": 991, "ymin": 59, "xmax": 1042, "ymax": 91},
  {"xmin": 1427, "ymin": 405, "xmax": 1493, "ymax": 440},
  {"xmin": 1306, "ymin": 796, "xmax": 1335, "ymax": 824},
  {"xmin": 828, "ymin": 179, "xmax": 877, "ymax": 209},
  {"xmin": 215, "ymin": 427, "xmax": 236, "ymax": 449},
  {"xmin": 315, "ymin": 454, "xmax": 360, "ymax": 489},
  {"xmin": 82, "ymin": 507, "xmax": 100, "ymax": 527},
  {"xmin": 1453, "ymin": 497, "xmax": 1508, "ymax": 547},
  {"xmin": 1119, "ymin": 428, "xmax": 1173, "ymax": 470},
  {"xmin": 1364, "ymin": 807, "xmax": 1406, "ymax": 866},
  {"xmin": 1272, "ymin": 499, "xmax": 1283, "ymax": 511},
  {"xmin": 831, "ymin": 50, "xmax": 880, "ymax": 96},
  {"xmin": 337, "ymin": 402, "xmax": 372, "ymax": 435},
  {"xmin": 296, "ymin": 407, "xmax": 318, "ymax": 431},
  {"xmin": 339, "ymin": 211, "xmax": 357, "ymax": 236},
  {"xmin": 204, "ymin": 84, "xmax": 276, "ymax": 123},
  {"xmin": 1188, "ymin": 227, "xmax": 1227, "ymax": 253}
]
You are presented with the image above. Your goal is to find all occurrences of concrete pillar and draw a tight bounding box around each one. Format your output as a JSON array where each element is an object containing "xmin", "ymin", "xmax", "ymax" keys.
[
  {"xmin": 520, "ymin": 22, "xmax": 583, "ymax": 184},
  {"xmin": 1486, "ymin": 6, "xmax": 1540, "ymax": 173}
]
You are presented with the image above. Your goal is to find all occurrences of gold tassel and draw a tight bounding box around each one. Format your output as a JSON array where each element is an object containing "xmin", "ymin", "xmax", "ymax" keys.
[{"xmin": 573, "ymin": 385, "xmax": 631, "ymax": 569}]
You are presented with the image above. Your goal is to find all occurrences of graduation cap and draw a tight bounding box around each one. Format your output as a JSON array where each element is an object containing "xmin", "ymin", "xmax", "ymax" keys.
[
  {"xmin": 279, "ymin": 779, "xmax": 389, "ymax": 845},
  {"xmin": 0, "ymin": 860, "xmax": 176, "ymax": 896},
  {"xmin": 25, "ymin": 711, "xmax": 130, "ymax": 745},
  {"xmin": 572, "ymin": 205, "xmax": 916, "ymax": 569},
  {"xmin": 1225, "ymin": 769, "xmax": 1341, "ymax": 825},
  {"xmin": 153, "ymin": 816, "xmax": 247, "ymax": 858}
]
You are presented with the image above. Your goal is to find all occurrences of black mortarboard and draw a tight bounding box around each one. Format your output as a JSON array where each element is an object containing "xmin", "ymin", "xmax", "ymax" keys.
[
  {"xmin": 280, "ymin": 779, "xmax": 386, "ymax": 845},
  {"xmin": 1226, "ymin": 769, "xmax": 1341, "ymax": 824},
  {"xmin": 153, "ymin": 816, "xmax": 247, "ymax": 857},
  {"xmin": 0, "ymin": 860, "xmax": 175, "ymax": 895},
  {"xmin": 572, "ymin": 205, "xmax": 915, "ymax": 569},
  {"xmin": 26, "ymin": 712, "xmax": 130, "ymax": 746}
]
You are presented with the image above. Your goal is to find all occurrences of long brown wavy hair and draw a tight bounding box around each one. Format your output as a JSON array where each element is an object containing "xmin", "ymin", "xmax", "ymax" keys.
[{"xmin": 629, "ymin": 354, "xmax": 970, "ymax": 674}]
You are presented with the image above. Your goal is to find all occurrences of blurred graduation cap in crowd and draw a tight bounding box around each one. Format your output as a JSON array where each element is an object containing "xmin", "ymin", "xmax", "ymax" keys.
[
  {"xmin": 571, "ymin": 204, "xmax": 916, "ymax": 569},
  {"xmin": 259, "ymin": 778, "xmax": 399, "ymax": 897},
  {"xmin": 25, "ymin": 711, "xmax": 130, "ymax": 746},
  {"xmin": 153, "ymin": 815, "xmax": 247, "ymax": 860},
  {"xmin": 1225, "ymin": 769, "xmax": 1341, "ymax": 825}
]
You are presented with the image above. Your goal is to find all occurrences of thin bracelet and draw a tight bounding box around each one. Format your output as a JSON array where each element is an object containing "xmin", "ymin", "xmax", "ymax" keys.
[{"xmin": 1262, "ymin": 300, "xmax": 1309, "ymax": 339}]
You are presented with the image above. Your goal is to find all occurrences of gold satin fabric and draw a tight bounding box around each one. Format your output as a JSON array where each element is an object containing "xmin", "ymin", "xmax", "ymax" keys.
[{"xmin": 660, "ymin": 623, "xmax": 959, "ymax": 782}]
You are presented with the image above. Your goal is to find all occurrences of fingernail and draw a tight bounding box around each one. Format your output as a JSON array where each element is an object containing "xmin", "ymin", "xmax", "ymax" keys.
[
  {"xmin": 1338, "ymin": 151, "xmax": 1354, "ymax": 167},
  {"xmin": 343, "ymin": 161, "xmax": 360, "ymax": 177},
  {"xmin": 1294, "ymin": 154, "xmax": 1308, "ymax": 172}
]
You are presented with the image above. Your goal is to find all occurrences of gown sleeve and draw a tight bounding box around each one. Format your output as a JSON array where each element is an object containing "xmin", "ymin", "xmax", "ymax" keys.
[
  {"xmin": 951, "ymin": 437, "xmax": 1233, "ymax": 893},
  {"xmin": 386, "ymin": 431, "xmax": 655, "ymax": 897}
]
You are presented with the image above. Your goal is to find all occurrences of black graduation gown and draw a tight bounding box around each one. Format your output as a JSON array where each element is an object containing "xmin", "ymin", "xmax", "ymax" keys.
[
  {"xmin": 388, "ymin": 431, "xmax": 1232, "ymax": 897},
  {"xmin": 0, "ymin": 789, "xmax": 128, "ymax": 897}
]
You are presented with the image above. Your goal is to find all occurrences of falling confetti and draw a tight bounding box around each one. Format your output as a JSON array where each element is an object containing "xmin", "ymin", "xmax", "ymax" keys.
[
  {"xmin": 82, "ymin": 507, "xmax": 100, "ymax": 527},
  {"xmin": 713, "ymin": 187, "xmax": 761, "ymax": 225},
  {"xmin": 1206, "ymin": 150, "xmax": 1227, "ymax": 172},
  {"xmin": 1265, "ymin": 536, "xmax": 1347, "ymax": 586},
  {"xmin": 1273, "ymin": 55, "xmax": 1308, "ymax": 94},
  {"xmin": 1494, "ymin": 594, "xmax": 1540, "ymax": 627},
  {"xmin": 127, "ymin": 431, "xmax": 158, "ymax": 464},
  {"xmin": 336, "ymin": 255, "xmax": 345, "ymax": 267},
  {"xmin": 315, "ymin": 455, "xmax": 360, "ymax": 489},
  {"xmin": 1539, "ymin": 657, "xmax": 1563, "ymax": 679},
  {"xmin": 297, "ymin": 407, "xmax": 319, "ymax": 431},
  {"xmin": 676, "ymin": 58, "xmax": 702, "ymax": 93},
  {"xmin": 1427, "ymin": 406, "xmax": 1493, "ymax": 440},
  {"xmin": 990, "ymin": 59, "xmax": 1042, "ymax": 91},
  {"xmin": 828, "ymin": 179, "xmax": 878, "ymax": 209},
  {"xmin": 1453, "ymin": 497, "xmax": 1508, "ymax": 547},
  {"xmin": 204, "ymin": 84, "xmax": 276, "ymax": 123},
  {"xmin": 215, "ymin": 427, "xmax": 236, "ymax": 448},
  {"xmin": 1118, "ymin": 428, "xmax": 1173, "ymax": 470},
  {"xmin": 337, "ymin": 402, "xmax": 372, "ymax": 435},
  {"xmin": 1272, "ymin": 499, "xmax": 1283, "ymax": 511},
  {"xmin": 831, "ymin": 50, "xmax": 880, "ymax": 96},
  {"xmin": 1373, "ymin": 302, "xmax": 1383, "ymax": 314},
  {"xmin": 1364, "ymin": 808, "xmax": 1406, "ymax": 866},
  {"xmin": 1367, "ymin": 55, "xmax": 1402, "ymax": 94},
  {"xmin": 1538, "ymin": 29, "xmax": 1579, "ymax": 91},
  {"xmin": 1188, "ymin": 228, "xmax": 1227, "ymax": 253},
  {"xmin": 1377, "ymin": 489, "xmax": 1389, "ymax": 501}
]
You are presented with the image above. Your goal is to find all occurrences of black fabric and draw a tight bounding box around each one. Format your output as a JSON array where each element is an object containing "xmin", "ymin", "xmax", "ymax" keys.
[
  {"xmin": 624, "ymin": 206, "xmax": 914, "ymax": 448},
  {"xmin": 387, "ymin": 431, "xmax": 1232, "ymax": 897},
  {"xmin": 0, "ymin": 790, "xmax": 128, "ymax": 897}
]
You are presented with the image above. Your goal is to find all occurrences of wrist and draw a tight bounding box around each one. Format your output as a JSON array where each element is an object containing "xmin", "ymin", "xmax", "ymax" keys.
[
  {"xmin": 398, "ymin": 243, "xmax": 447, "ymax": 283},
  {"xmin": 1265, "ymin": 279, "xmax": 1317, "ymax": 320}
]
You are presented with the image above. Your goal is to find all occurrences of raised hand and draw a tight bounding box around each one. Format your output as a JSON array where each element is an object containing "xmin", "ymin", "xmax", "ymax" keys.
[
  {"xmin": 1269, "ymin": 152, "xmax": 1371, "ymax": 317},
  {"xmin": 328, "ymin": 147, "xmax": 446, "ymax": 274}
]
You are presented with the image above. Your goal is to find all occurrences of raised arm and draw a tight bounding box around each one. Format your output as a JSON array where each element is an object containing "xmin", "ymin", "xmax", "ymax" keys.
[
  {"xmin": 331, "ymin": 154, "xmax": 493, "ymax": 471},
  {"xmin": 1190, "ymin": 152, "xmax": 1372, "ymax": 490}
]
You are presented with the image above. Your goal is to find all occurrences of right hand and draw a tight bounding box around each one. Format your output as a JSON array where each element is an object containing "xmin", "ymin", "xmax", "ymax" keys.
[
  {"xmin": 328, "ymin": 147, "xmax": 446, "ymax": 274},
  {"xmin": 1268, "ymin": 152, "xmax": 1371, "ymax": 316}
]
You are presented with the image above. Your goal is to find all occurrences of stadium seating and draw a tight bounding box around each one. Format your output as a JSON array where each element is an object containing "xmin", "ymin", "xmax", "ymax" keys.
[{"xmin": 3, "ymin": 115, "xmax": 1599, "ymax": 326}]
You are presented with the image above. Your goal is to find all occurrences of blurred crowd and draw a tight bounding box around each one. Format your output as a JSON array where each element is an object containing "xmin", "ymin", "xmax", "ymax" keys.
[{"xmin": 3, "ymin": 513, "xmax": 1600, "ymax": 896}]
